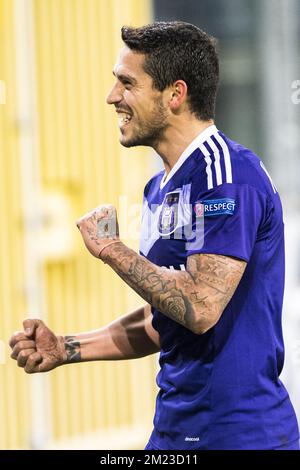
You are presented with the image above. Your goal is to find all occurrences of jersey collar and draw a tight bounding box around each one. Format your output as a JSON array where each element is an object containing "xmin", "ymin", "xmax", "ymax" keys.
[{"xmin": 160, "ymin": 124, "xmax": 218, "ymax": 190}]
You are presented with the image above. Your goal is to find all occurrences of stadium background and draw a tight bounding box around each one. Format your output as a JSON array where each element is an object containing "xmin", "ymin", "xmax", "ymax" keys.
[{"xmin": 0, "ymin": 0, "xmax": 299, "ymax": 449}]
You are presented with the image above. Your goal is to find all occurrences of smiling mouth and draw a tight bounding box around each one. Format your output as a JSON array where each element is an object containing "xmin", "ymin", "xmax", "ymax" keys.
[{"xmin": 117, "ymin": 111, "xmax": 132, "ymax": 127}]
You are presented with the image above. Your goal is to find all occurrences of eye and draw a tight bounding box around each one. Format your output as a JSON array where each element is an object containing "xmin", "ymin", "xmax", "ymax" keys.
[{"xmin": 123, "ymin": 81, "xmax": 132, "ymax": 90}]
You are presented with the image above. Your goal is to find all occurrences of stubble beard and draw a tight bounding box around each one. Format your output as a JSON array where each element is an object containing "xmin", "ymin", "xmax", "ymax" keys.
[{"xmin": 120, "ymin": 97, "xmax": 169, "ymax": 149}]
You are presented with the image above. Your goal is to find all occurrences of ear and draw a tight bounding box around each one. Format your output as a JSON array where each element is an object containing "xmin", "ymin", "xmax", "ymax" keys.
[{"xmin": 169, "ymin": 80, "xmax": 188, "ymax": 111}]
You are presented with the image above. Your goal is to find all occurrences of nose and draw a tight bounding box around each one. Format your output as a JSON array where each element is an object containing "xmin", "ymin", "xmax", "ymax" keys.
[{"xmin": 106, "ymin": 82, "xmax": 123, "ymax": 105}]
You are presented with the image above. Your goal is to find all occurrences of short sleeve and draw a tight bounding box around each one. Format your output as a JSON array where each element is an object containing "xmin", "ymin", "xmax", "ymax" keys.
[{"xmin": 186, "ymin": 183, "xmax": 268, "ymax": 261}]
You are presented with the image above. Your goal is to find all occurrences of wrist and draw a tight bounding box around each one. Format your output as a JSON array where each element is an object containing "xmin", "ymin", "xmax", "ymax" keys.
[
  {"xmin": 98, "ymin": 239, "xmax": 122, "ymax": 261},
  {"xmin": 59, "ymin": 335, "xmax": 82, "ymax": 364},
  {"xmin": 58, "ymin": 335, "xmax": 68, "ymax": 365}
]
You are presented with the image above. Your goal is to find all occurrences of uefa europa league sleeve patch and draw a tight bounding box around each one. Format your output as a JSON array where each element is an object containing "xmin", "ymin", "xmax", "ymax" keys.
[{"xmin": 194, "ymin": 198, "xmax": 236, "ymax": 217}]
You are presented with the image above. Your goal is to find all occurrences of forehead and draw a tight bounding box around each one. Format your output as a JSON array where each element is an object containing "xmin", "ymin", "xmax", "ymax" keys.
[{"xmin": 113, "ymin": 46, "xmax": 148, "ymax": 81}]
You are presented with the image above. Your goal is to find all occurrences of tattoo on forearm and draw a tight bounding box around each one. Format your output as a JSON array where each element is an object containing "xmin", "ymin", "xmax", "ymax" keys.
[
  {"xmin": 64, "ymin": 336, "xmax": 81, "ymax": 362},
  {"xmin": 101, "ymin": 243, "xmax": 246, "ymax": 333}
]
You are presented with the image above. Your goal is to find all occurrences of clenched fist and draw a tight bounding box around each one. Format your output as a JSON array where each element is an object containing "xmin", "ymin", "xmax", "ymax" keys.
[
  {"xmin": 76, "ymin": 204, "xmax": 120, "ymax": 258},
  {"xmin": 9, "ymin": 319, "xmax": 66, "ymax": 373}
]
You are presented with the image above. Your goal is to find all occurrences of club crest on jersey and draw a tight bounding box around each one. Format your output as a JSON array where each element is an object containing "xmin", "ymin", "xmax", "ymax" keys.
[{"xmin": 158, "ymin": 191, "xmax": 180, "ymax": 236}]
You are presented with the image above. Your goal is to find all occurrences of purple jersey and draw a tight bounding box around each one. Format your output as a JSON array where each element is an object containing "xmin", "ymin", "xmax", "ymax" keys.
[{"xmin": 140, "ymin": 125, "xmax": 299, "ymax": 450}]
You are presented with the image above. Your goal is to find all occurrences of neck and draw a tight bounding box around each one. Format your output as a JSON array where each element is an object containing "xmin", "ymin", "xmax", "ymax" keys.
[{"xmin": 153, "ymin": 118, "xmax": 214, "ymax": 174}]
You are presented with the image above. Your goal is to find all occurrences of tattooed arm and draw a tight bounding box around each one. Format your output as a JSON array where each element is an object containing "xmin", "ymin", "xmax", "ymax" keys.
[
  {"xmin": 63, "ymin": 303, "xmax": 159, "ymax": 362},
  {"xmin": 76, "ymin": 205, "xmax": 247, "ymax": 335},
  {"xmin": 9, "ymin": 305, "xmax": 159, "ymax": 373},
  {"xmin": 102, "ymin": 245, "xmax": 246, "ymax": 334}
]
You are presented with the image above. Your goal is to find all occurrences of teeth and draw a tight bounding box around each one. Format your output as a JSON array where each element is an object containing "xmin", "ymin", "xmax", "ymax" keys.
[{"xmin": 118, "ymin": 112, "xmax": 132, "ymax": 125}]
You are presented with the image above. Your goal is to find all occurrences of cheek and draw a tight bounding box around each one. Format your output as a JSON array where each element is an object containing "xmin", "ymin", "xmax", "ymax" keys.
[
  {"xmin": 123, "ymin": 90, "xmax": 135, "ymax": 104},
  {"xmin": 123, "ymin": 91, "xmax": 148, "ymax": 113}
]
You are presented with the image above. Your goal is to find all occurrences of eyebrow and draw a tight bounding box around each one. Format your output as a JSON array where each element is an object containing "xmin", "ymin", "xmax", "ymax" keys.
[{"xmin": 112, "ymin": 71, "xmax": 137, "ymax": 85}]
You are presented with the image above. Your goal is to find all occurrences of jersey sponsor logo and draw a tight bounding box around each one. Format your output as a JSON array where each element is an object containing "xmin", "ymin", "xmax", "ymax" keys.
[
  {"xmin": 194, "ymin": 198, "xmax": 236, "ymax": 217},
  {"xmin": 158, "ymin": 191, "xmax": 180, "ymax": 236},
  {"xmin": 185, "ymin": 436, "xmax": 200, "ymax": 442}
]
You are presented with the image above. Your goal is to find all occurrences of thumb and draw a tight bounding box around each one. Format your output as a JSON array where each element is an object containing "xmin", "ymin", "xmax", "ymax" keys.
[{"xmin": 23, "ymin": 318, "xmax": 43, "ymax": 338}]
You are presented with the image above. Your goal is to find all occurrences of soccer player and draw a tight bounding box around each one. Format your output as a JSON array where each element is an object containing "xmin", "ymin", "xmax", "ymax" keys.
[{"xmin": 9, "ymin": 22, "xmax": 299, "ymax": 450}]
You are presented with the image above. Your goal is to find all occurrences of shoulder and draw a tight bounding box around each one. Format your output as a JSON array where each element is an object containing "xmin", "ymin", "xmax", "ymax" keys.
[
  {"xmin": 217, "ymin": 132, "xmax": 276, "ymax": 197},
  {"xmin": 189, "ymin": 130, "xmax": 278, "ymax": 200}
]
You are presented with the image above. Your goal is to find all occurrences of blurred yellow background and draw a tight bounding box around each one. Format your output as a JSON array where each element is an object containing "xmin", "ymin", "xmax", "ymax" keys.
[{"xmin": 0, "ymin": 0, "xmax": 157, "ymax": 449}]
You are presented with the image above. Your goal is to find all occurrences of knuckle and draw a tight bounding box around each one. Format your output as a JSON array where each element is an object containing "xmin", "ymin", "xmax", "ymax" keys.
[
  {"xmin": 76, "ymin": 215, "xmax": 86, "ymax": 226},
  {"xmin": 10, "ymin": 351, "xmax": 17, "ymax": 360},
  {"xmin": 13, "ymin": 330, "xmax": 22, "ymax": 336},
  {"xmin": 9, "ymin": 332, "xmax": 22, "ymax": 346},
  {"xmin": 25, "ymin": 356, "xmax": 39, "ymax": 374},
  {"xmin": 17, "ymin": 341, "xmax": 26, "ymax": 350},
  {"xmin": 19, "ymin": 332, "xmax": 27, "ymax": 340},
  {"xmin": 12, "ymin": 345, "xmax": 20, "ymax": 356},
  {"xmin": 19, "ymin": 350, "xmax": 27, "ymax": 358},
  {"xmin": 97, "ymin": 205, "xmax": 106, "ymax": 214}
]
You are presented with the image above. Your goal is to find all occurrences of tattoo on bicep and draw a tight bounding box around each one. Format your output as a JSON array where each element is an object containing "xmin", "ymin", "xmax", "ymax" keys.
[
  {"xmin": 187, "ymin": 254, "xmax": 246, "ymax": 313},
  {"xmin": 64, "ymin": 336, "xmax": 81, "ymax": 362},
  {"xmin": 101, "ymin": 244, "xmax": 246, "ymax": 332}
]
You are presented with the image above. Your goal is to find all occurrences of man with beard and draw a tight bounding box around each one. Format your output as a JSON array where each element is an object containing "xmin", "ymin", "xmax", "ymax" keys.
[{"xmin": 9, "ymin": 22, "xmax": 299, "ymax": 450}]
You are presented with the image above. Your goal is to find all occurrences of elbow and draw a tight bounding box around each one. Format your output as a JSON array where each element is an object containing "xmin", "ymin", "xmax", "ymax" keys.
[
  {"xmin": 190, "ymin": 322, "xmax": 212, "ymax": 335},
  {"xmin": 188, "ymin": 306, "xmax": 221, "ymax": 335}
]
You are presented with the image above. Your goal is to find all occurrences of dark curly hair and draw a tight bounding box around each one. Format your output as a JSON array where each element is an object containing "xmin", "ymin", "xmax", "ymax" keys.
[{"xmin": 121, "ymin": 21, "xmax": 219, "ymax": 121}]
